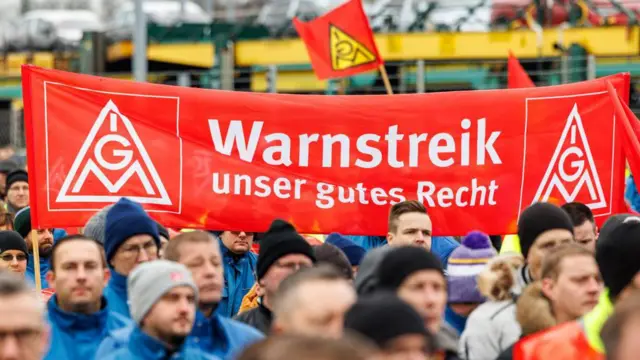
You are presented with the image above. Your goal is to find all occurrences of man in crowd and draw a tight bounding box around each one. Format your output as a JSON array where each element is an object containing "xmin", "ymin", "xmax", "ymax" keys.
[
  {"xmin": 344, "ymin": 292, "xmax": 434, "ymax": 360},
  {"xmin": 0, "ymin": 271, "xmax": 48, "ymax": 360},
  {"xmin": 0, "ymin": 231, "xmax": 28, "ymax": 277},
  {"xmin": 43, "ymin": 235, "xmax": 131, "ymax": 359},
  {"xmin": 83, "ymin": 205, "xmax": 113, "ymax": 244},
  {"xmin": 562, "ymin": 202, "xmax": 598, "ymax": 252},
  {"xmin": 602, "ymin": 290, "xmax": 640, "ymax": 360},
  {"xmin": 217, "ymin": 230, "xmax": 258, "ymax": 318},
  {"xmin": 103, "ymin": 197, "xmax": 161, "ymax": 318},
  {"xmin": 539, "ymin": 243, "xmax": 602, "ymax": 324},
  {"xmin": 4, "ymin": 170, "xmax": 28, "ymax": 214},
  {"xmin": 97, "ymin": 260, "xmax": 218, "ymax": 360},
  {"xmin": 514, "ymin": 214, "xmax": 640, "ymax": 358},
  {"xmin": 325, "ymin": 233, "xmax": 365, "ymax": 276},
  {"xmin": 271, "ymin": 265, "xmax": 356, "ymax": 338},
  {"xmin": 314, "ymin": 242, "xmax": 355, "ymax": 280},
  {"xmin": 13, "ymin": 207, "xmax": 53, "ymax": 288},
  {"xmin": 377, "ymin": 246, "xmax": 459, "ymax": 359},
  {"xmin": 234, "ymin": 219, "xmax": 316, "ymax": 334}
]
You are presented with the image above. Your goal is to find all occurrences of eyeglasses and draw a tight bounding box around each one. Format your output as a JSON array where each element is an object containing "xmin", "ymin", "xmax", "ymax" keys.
[
  {"xmin": 119, "ymin": 241, "xmax": 158, "ymax": 258},
  {"xmin": 0, "ymin": 254, "xmax": 27, "ymax": 262}
]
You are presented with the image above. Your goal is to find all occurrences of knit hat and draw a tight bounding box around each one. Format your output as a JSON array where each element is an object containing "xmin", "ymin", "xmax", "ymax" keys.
[
  {"xmin": 595, "ymin": 214, "xmax": 640, "ymax": 300},
  {"xmin": 377, "ymin": 246, "xmax": 444, "ymax": 290},
  {"xmin": 517, "ymin": 203, "xmax": 574, "ymax": 258},
  {"xmin": 83, "ymin": 205, "xmax": 114, "ymax": 244},
  {"xmin": 447, "ymin": 231, "xmax": 497, "ymax": 304},
  {"xmin": 0, "ymin": 160, "xmax": 18, "ymax": 175},
  {"xmin": 256, "ymin": 219, "xmax": 316, "ymax": 279},
  {"xmin": 13, "ymin": 207, "xmax": 31, "ymax": 238},
  {"xmin": 157, "ymin": 222, "xmax": 169, "ymax": 240},
  {"xmin": 314, "ymin": 243, "xmax": 354, "ymax": 279},
  {"xmin": 127, "ymin": 260, "xmax": 198, "ymax": 325},
  {"xmin": 354, "ymin": 246, "xmax": 393, "ymax": 295},
  {"xmin": 344, "ymin": 292, "xmax": 430, "ymax": 348},
  {"xmin": 5, "ymin": 169, "xmax": 27, "ymax": 191},
  {"xmin": 0, "ymin": 231, "xmax": 28, "ymax": 256},
  {"xmin": 105, "ymin": 198, "xmax": 160, "ymax": 262},
  {"xmin": 325, "ymin": 233, "xmax": 366, "ymax": 266}
]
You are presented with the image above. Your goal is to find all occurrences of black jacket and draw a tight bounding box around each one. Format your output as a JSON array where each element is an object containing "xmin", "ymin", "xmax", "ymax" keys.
[{"xmin": 233, "ymin": 302, "xmax": 273, "ymax": 335}]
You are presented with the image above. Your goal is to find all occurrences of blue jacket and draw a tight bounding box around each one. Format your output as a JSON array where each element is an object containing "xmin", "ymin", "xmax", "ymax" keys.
[
  {"xmin": 103, "ymin": 268, "xmax": 130, "ymax": 318},
  {"xmin": 626, "ymin": 175, "xmax": 640, "ymax": 212},
  {"xmin": 218, "ymin": 240, "xmax": 258, "ymax": 318},
  {"xmin": 97, "ymin": 326, "xmax": 220, "ymax": 360},
  {"xmin": 346, "ymin": 236, "xmax": 459, "ymax": 267},
  {"xmin": 44, "ymin": 295, "xmax": 131, "ymax": 360},
  {"xmin": 96, "ymin": 310, "xmax": 263, "ymax": 360},
  {"xmin": 25, "ymin": 253, "xmax": 50, "ymax": 289}
]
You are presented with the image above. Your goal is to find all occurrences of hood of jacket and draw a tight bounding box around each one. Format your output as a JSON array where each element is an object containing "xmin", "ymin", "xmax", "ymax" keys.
[
  {"xmin": 477, "ymin": 254, "xmax": 525, "ymax": 301},
  {"xmin": 515, "ymin": 282, "xmax": 556, "ymax": 336}
]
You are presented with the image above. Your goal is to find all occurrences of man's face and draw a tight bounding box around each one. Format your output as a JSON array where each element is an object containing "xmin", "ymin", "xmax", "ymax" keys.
[
  {"xmin": 387, "ymin": 212, "xmax": 432, "ymax": 250},
  {"xmin": 574, "ymin": 221, "xmax": 597, "ymax": 253},
  {"xmin": 110, "ymin": 234, "xmax": 158, "ymax": 276},
  {"xmin": 527, "ymin": 229, "xmax": 573, "ymax": 280},
  {"xmin": 381, "ymin": 334, "xmax": 430, "ymax": 360},
  {"xmin": 0, "ymin": 250, "xmax": 27, "ymax": 276},
  {"xmin": 6, "ymin": 181, "xmax": 28, "ymax": 210},
  {"xmin": 0, "ymin": 293, "xmax": 48, "ymax": 360},
  {"xmin": 220, "ymin": 231, "xmax": 255, "ymax": 255},
  {"xmin": 543, "ymin": 255, "xmax": 602, "ymax": 322},
  {"xmin": 178, "ymin": 241, "xmax": 224, "ymax": 305},
  {"xmin": 25, "ymin": 229, "xmax": 54, "ymax": 258},
  {"xmin": 397, "ymin": 270, "xmax": 447, "ymax": 334},
  {"xmin": 278, "ymin": 279, "xmax": 356, "ymax": 338},
  {"xmin": 143, "ymin": 286, "xmax": 196, "ymax": 347},
  {"xmin": 47, "ymin": 240, "xmax": 108, "ymax": 313},
  {"xmin": 260, "ymin": 254, "xmax": 314, "ymax": 299}
]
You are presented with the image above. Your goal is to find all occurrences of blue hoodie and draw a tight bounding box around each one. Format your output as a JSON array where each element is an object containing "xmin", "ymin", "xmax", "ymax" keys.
[
  {"xmin": 44, "ymin": 295, "xmax": 131, "ymax": 360},
  {"xmin": 96, "ymin": 310, "xmax": 263, "ymax": 360},
  {"xmin": 218, "ymin": 240, "xmax": 258, "ymax": 318},
  {"xmin": 103, "ymin": 269, "xmax": 130, "ymax": 318},
  {"xmin": 346, "ymin": 236, "xmax": 459, "ymax": 267},
  {"xmin": 96, "ymin": 325, "xmax": 220, "ymax": 360}
]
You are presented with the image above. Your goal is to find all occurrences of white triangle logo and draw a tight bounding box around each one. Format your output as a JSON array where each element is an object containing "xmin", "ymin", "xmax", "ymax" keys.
[
  {"xmin": 56, "ymin": 100, "xmax": 172, "ymax": 205},
  {"xmin": 532, "ymin": 103, "xmax": 607, "ymax": 209}
]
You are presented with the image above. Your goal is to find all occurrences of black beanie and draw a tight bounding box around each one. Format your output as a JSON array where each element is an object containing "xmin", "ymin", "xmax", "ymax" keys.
[
  {"xmin": 595, "ymin": 214, "xmax": 640, "ymax": 300},
  {"xmin": 5, "ymin": 169, "xmax": 28, "ymax": 191},
  {"xmin": 0, "ymin": 231, "xmax": 28, "ymax": 256},
  {"xmin": 377, "ymin": 246, "xmax": 444, "ymax": 290},
  {"xmin": 156, "ymin": 222, "xmax": 169, "ymax": 240},
  {"xmin": 344, "ymin": 292, "xmax": 430, "ymax": 348},
  {"xmin": 517, "ymin": 203, "xmax": 574, "ymax": 258},
  {"xmin": 256, "ymin": 219, "xmax": 316, "ymax": 279}
]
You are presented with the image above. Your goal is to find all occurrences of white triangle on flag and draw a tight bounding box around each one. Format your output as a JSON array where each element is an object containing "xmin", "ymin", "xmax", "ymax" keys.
[
  {"xmin": 56, "ymin": 100, "xmax": 172, "ymax": 205},
  {"xmin": 532, "ymin": 103, "xmax": 607, "ymax": 209}
]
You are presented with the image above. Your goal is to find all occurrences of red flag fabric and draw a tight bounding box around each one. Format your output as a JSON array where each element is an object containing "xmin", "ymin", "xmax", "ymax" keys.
[
  {"xmin": 293, "ymin": 0, "xmax": 382, "ymax": 80},
  {"xmin": 22, "ymin": 66, "xmax": 630, "ymax": 235},
  {"xmin": 607, "ymin": 81, "xmax": 640, "ymax": 195},
  {"xmin": 508, "ymin": 51, "xmax": 535, "ymax": 88}
]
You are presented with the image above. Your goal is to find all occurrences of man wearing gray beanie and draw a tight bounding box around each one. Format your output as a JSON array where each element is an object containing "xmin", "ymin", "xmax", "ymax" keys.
[{"xmin": 96, "ymin": 260, "xmax": 219, "ymax": 360}]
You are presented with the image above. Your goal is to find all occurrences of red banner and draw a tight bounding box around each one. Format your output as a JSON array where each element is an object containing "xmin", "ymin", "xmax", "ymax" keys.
[
  {"xmin": 22, "ymin": 66, "xmax": 630, "ymax": 235},
  {"xmin": 293, "ymin": 0, "xmax": 382, "ymax": 80},
  {"xmin": 508, "ymin": 51, "xmax": 535, "ymax": 89}
]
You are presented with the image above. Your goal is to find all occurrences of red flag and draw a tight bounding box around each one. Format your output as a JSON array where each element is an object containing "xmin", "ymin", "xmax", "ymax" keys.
[
  {"xmin": 293, "ymin": 0, "xmax": 382, "ymax": 80},
  {"xmin": 508, "ymin": 51, "xmax": 535, "ymax": 88}
]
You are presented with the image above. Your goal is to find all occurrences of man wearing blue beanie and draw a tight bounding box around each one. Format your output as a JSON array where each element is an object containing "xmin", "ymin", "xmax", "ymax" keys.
[
  {"xmin": 102, "ymin": 197, "xmax": 160, "ymax": 318},
  {"xmin": 325, "ymin": 233, "xmax": 366, "ymax": 274}
]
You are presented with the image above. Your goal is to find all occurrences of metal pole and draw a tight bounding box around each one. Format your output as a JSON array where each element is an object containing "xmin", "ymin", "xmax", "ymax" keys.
[
  {"xmin": 267, "ymin": 65, "xmax": 277, "ymax": 93},
  {"xmin": 133, "ymin": 0, "xmax": 147, "ymax": 82},
  {"xmin": 416, "ymin": 60, "xmax": 425, "ymax": 93},
  {"xmin": 560, "ymin": 55, "xmax": 569, "ymax": 84},
  {"xmin": 587, "ymin": 55, "xmax": 596, "ymax": 80}
]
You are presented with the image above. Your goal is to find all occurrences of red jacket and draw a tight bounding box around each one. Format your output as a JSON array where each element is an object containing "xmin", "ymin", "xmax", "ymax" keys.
[{"xmin": 514, "ymin": 321, "xmax": 603, "ymax": 360}]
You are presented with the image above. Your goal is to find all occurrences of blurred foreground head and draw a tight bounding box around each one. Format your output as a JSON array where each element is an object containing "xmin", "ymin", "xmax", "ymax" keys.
[{"xmin": 237, "ymin": 334, "xmax": 376, "ymax": 360}]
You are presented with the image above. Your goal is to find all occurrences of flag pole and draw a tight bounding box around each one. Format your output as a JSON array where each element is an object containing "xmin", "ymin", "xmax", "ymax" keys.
[
  {"xmin": 379, "ymin": 65, "xmax": 393, "ymax": 95},
  {"xmin": 31, "ymin": 231, "xmax": 41, "ymax": 293}
]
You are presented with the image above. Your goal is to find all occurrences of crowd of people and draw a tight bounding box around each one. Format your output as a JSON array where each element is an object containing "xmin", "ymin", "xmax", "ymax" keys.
[{"xmin": 0, "ymin": 159, "xmax": 639, "ymax": 360}]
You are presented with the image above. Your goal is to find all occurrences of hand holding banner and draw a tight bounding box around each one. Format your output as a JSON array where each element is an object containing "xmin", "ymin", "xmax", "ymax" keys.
[{"xmin": 22, "ymin": 66, "xmax": 629, "ymax": 235}]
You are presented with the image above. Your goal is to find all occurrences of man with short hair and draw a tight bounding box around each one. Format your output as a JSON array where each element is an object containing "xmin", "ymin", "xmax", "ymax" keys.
[
  {"xmin": 217, "ymin": 230, "xmax": 258, "ymax": 318},
  {"xmin": 13, "ymin": 207, "xmax": 53, "ymax": 288},
  {"xmin": 234, "ymin": 219, "xmax": 316, "ymax": 334},
  {"xmin": 98, "ymin": 260, "xmax": 219, "ymax": 360},
  {"xmin": 103, "ymin": 197, "xmax": 161, "ymax": 318},
  {"xmin": 0, "ymin": 231, "xmax": 28, "ymax": 278},
  {"xmin": 562, "ymin": 202, "xmax": 598, "ymax": 252},
  {"xmin": 4, "ymin": 170, "xmax": 28, "ymax": 214},
  {"xmin": 271, "ymin": 265, "xmax": 356, "ymax": 338},
  {"xmin": 83, "ymin": 205, "xmax": 114, "ymax": 244},
  {"xmin": 0, "ymin": 270, "xmax": 48, "ymax": 360},
  {"xmin": 540, "ymin": 243, "xmax": 603, "ymax": 324},
  {"xmin": 43, "ymin": 235, "xmax": 131, "ymax": 360}
]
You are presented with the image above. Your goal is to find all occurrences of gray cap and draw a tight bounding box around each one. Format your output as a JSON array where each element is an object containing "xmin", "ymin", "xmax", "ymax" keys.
[
  {"xmin": 354, "ymin": 246, "xmax": 393, "ymax": 295},
  {"xmin": 127, "ymin": 260, "xmax": 198, "ymax": 325},
  {"xmin": 83, "ymin": 205, "xmax": 113, "ymax": 244}
]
